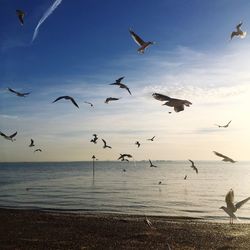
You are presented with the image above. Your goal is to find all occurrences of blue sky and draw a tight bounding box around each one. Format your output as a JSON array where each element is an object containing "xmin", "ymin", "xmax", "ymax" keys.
[{"xmin": 1, "ymin": 0, "xmax": 250, "ymax": 161}]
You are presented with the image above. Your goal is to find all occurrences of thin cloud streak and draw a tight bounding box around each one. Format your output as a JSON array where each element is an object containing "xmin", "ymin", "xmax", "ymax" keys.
[{"xmin": 32, "ymin": 0, "xmax": 63, "ymax": 42}]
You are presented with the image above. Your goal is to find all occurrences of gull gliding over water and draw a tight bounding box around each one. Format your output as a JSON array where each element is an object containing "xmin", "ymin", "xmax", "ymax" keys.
[
  {"xmin": 16, "ymin": 10, "xmax": 25, "ymax": 25},
  {"xmin": 213, "ymin": 151, "xmax": 236, "ymax": 163},
  {"xmin": 152, "ymin": 93, "xmax": 192, "ymax": 112},
  {"xmin": 149, "ymin": 159, "xmax": 157, "ymax": 168},
  {"xmin": 231, "ymin": 22, "xmax": 247, "ymax": 40},
  {"xmin": 110, "ymin": 77, "xmax": 131, "ymax": 95},
  {"xmin": 188, "ymin": 159, "xmax": 198, "ymax": 174},
  {"xmin": 129, "ymin": 29, "xmax": 155, "ymax": 54},
  {"xmin": 52, "ymin": 96, "xmax": 79, "ymax": 108},
  {"xmin": 0, "ymin": 131, "xmax": 17, "ymax": 141},
  {"xmin": 215, "ymin": 120, "xmax": 232, "ymax": 128},
  {"xmin": 105, "ymin": 97, "xmax": 120, "ymax": 104},
  {"xmin": 220, "ymin": 189, "xmax": 250, "ymax": 224},
  {"xmin": 8, "ymin": 88, "xmax": 30, "ymax": 97}
]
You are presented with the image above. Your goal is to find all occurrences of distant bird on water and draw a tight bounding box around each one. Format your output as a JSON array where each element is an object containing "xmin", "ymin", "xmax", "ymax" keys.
[
  {"xmin": 118, "ymin": 154, "xmax": 132, "ymax": 161},
  {"xmin": 220, "ymin": 189, "xmax": 250, "ymax": 224},
  {"xmin": 184, "ymin": 175, "xmax": 187, "ymax": 180},
  {"xmin": 188, "ymin": 159, "xmax": 198, "ymax": 174},
  {"xmin": 149, "ymin": 159, "xmax": 157, "ymax": 168},
  {"xmin": 53, "ymin": 96, "xmax": 79, "ymax": 108},
  {"xmin": 152, "ymin": 93, "xmax": 192, "ymax": 113},
  {"xmin": 34, "ymin": 149, "xmax": 42, "ymax": 152},
  {"xmin": 90, "ymin": 134, "xmax": 98, "ymax": 144},
  {"xmin": 110, "ymin": 77, "xmax": 131, "ymax": 95},
  {"xmin": 231, "ymin": 22, "xmax": 246, "ymax": 40},
  {"xmin": 147, "ymin": 136, "xmax": 155, "ymax": 141},
  {"xmin": 16, "ymin": 9, "xmax": 25, "ymax": 25},
  {"xmin": 29, "ymin": 139, "xmax": 35, "ymax": 147},
  {"xmin": 102, "ymin": 139, "xmax": 112, "ymax": 149},
  {"xmin": 215, "ymin": 120, "xmax": 232, "ymax": 128},
  {"xmin": 135, "ymin": 141, "xmax": 140, "ymax": 148},
  {"xmin": 84, "ymin": 101, "xmax": 94, "ymax": 107},
  {"xmin": 0, "ymin": 131, "xmax": 17, "ymax": 141},
  {"xmin": 8, "ymin": 88, "xmax": 30, "ymax": 97},
  {"xmin": 213, "ymin": 151, "xmax": 236, "ymax": 163},
  {"xmin": 129, "ymin": 29, "xmax": 155, "ymax": 54},
  {"xmin": 105, "ymin": 97, "xmax": 120, "ymax": 104}
]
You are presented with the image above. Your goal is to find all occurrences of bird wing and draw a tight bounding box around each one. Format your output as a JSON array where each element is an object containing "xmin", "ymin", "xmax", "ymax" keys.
[
  {"xmin": 22, "ymin": 92, "xmax": 31, "ymax": 96},
  {"xmin": 10, "ymin": 132, "xmax": 17, "ymax": 138},
  {"xmin": 231, "ymin": 31, "xmax": 237, "ymax": 39},
  {"xmin": 235, "ymin": 197, "xmax": 250, "ymax": 209},
  {"xmin": 236, "ymin": 22, "xmax": 243, "ymax": 30},
  {"xmin": 213, "ymin": 151, "xmax": 227, "ymax": 159},
  {"xmin": 8, "ymin": 88, "xmax": 18, "ymax": 94},
  {"xmin": 102, "ymin": 139, "xmax": 107, "ymax": 146},
  {"xmin": 124, "ymin": 154, "xmax": 132, "ymax": 158},
  {"xmin": 125, "ymin": 86, "xmax": 131, "ymax": 95},
  {"xmin": 152, "ymin": 93, "xmax": 172, "ymax": 102},
  {"xmin": 69, "ymin": 97, "xmax": 79, "ymax": 108},
  {"xmin": 225, "ymin": 189, "xmax": 234, "ymax": 207},
  {"xmin": 116, "ymin": 77, "xmax": 124, "ymax": 83},
  {"xmin": 53, "ymin": 96, "xmax": 67, "ymax": 103},
  {"xmin": 149, "ymin": 159, "xmax": 152, "ymax": 165},
  {"xmin": 30, "ymin": 139, "xmax": 34, "ymax": 145},
  {"xmin": 16, "ymin": 10, "xmax": 24, "ymax": 24},
  {"xmin": 226, "ymin": 120, "xmax": 232, "ymax": 126},
  {"xmin": 0, "ymin": 131, "xmax": 6, "ymax": 137},
  {"xmin": 174, "ymin": 105, "xmax": 185, "ymax": 112},
  {"xmin": 129, "ymin": 29, "xmax": 145, "ymax": 46},
  {"xmin": 188, "ymin": 159, "xmax": 194, "ymax": 165}
]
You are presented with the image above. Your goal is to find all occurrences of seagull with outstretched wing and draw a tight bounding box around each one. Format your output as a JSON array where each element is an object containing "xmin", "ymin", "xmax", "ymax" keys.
[
  {"xmin": 8, "ymin": 88, "xmax": 30, "ymax": 97},
  {"xmin": 84, "ymin": 101, "xmax": 94, "ymax": 107},
  {"xmin": 0, "ymin": 131, "xmax": 17, "ymax": 141},
  {"xmin": 188, "ymin": 159, "xmax": 198, "ymax": 174},
  {"xmin": 231, "ymin": 22, "xmax": 246, "ymax": 40},
  {"xmin": 110, "ymin": 77, "xmax": 131, "ymax": 95},
  {"xmin": 105, "ymin": 97, "xmax": 120, "ymax": 104},
  {"xmin": 213, "ymin": 151, "xmax": 236, "ymax": 163},
  {"xmin": 147, "ymin": 136, "xmax": 155, "ymax": 141},
  {"xmin": 149, "ymin": 159, "xmax": 157, "ymax": 168},
  {"xmin": 102, "ymin": 139, "xmax": 112, "ymax": 149},
  {"xmin": 215, "ymin": 120, "xmax": 232, "ymax": 128},
  {"xmin": 52, "ymin": 96, "xmax": 79, "ymax": 108}
]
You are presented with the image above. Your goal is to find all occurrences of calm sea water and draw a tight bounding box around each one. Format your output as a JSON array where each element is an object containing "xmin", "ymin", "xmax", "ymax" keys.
[{"xmin": 0, "ymin": 161, "xmax": 250, "ymax": 222}]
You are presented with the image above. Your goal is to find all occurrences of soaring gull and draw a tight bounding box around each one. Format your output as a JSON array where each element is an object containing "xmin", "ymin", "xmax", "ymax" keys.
[
  {"xmin": 52, "ymin": 96, "xmax": 79, "ymax": 108},
  {"xmin": 8, "ymin": 88, "xmax": 30, "ymax": 97},
  {"xmin": 118, "ymin": 154, "xmax": 132, "ymax": 161},
  {"xmin": 16, "ymin": 10, "xmax": 25, "ymax": 25},
  {"xmin": 147, "ymin": 136, "xmax": 155, "ymax": 141},
  {"xmin": 84, "ymin": 101, "xmax": 94, "ymax": 107},
  {"xmin": 29, "ymin": 139, "xmax": 35, "ymax": 147},
  {"xmin": 105, "ymin": 97, "xmax": 120, "ymax": 104},
  {"xmin": 0, "ymin": 131, "xmax": 17, "ymax": 141},
  {"xmin": 90, "ymin": 134, "xmax": 98, "ymax": 144},
  {"xmin": 129, "ymin": 29, "xmax": 155, "ymax": 54},
  {"xmin": 215, "ymin": 120, "xmax": 232, "ymax": 128},
  {"xmin": 152, "ymin": 93, "xmax": 192, "ymax": 112},
  {"xmin": 110, "ymin": 77, "xmax": 131, "ymax": 95},
  {"xmin": 231, "ymin": 22, "xmax": 247, "ymax": 40},
  {"xmin": 149, "ymin": 159, "xmax": 157, "ymax": 168},
  {"xmin": 34, "ymin": 149, "xmax": 42, "ymax": 152},
  {"xmin": 188, "ymin": 159, "xmax": 198, "ymax": 174},
  {"xmin": 213, "ymin": 151, "xmax": 236, "ymax": 163},
  {"xmin": 220, "ymin": 189, "xmax": 250, "ymax": 224},
  {"xmin": 102, "ymin": 139, "xmax": 112, "ymax": 149}
]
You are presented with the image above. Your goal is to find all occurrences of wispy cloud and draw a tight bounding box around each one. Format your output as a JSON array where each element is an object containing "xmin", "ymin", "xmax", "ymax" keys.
[{"xmin": 32, "ymin": 0, "xmax": 63, "ymax": 42}]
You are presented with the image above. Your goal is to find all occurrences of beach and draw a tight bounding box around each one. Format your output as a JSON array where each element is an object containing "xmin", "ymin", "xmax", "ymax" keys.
[{"xmin": 1, "ymin": 208, "xmax": 250, "ymax": 249}]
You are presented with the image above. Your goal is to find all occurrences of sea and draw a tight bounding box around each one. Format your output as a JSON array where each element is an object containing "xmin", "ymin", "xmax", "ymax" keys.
[{"xmin": 0, "ymin": 161, "xmax": 250, "ymax": 222}]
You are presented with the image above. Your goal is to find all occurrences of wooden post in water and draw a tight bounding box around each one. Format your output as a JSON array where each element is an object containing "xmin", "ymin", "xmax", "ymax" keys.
[{"xmin": 92, "ymin": 155, "xmax": 96, "ymax": 178}]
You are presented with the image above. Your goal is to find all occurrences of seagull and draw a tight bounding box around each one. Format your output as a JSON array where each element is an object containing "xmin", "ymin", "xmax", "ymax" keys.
[
  {"xmin": 149, "ymin": 159, "xmax": 157, "ymax": 168},
  {"xmin": 188, "ymin": 159, "xmax": 198, "ymax": 174},
  {"xmin": 16, "ymin": 9, "xmax": 25, "ymax": 25},
  {"xmin": 220, "ymin": 189, "xmax": 250, "ymax": 224},
  {"xmin": 152, "ymin": 93, "xmax": 192, "ymax": 112},
  {"xmin": 147, "ymin": 136, "xmax": 155, "ymax": 141},
  {"xmin": 0, "ymin": 131, "xmax": 17, "ymax": 141},
  {"xmin": 84, "ymin": 101, "xmax": 94, "ymax": 107},
  {"xmin": 90, "ymin": 134, "xmax": 98, "ymax": 144},
  {"xmin": 105, "ymin": 97, "xmax": 120, "ymax": 104},
  {"xmin": 29, "ymin": 139, "xmax": 35, "ymax": 147},
  {"xmin": 8, "ymin": 88, "xmax": 30, "ymax": 97},
  {"xmin": 215, "ymin": 120, "xmax": 232, "ymax": 128},
  {"xmin": 129, "ymin": 29, "xmax": 155, "ymax": 54},
  {"xmin": 110, "ymin": 77, "xmax": 131, "ymax": 95},
  {"xmin": 34, "ymin": 149, "xmax": 42, "ymax": 152},
  {"xmin": 52, "ymin": 96, "xmax": 79, "ymax": 108},
  {"xmin": 102, "ymin": 139, "xmax": 112, "ymax": 149},
  {"xmin": 135, "ymin": 141, "xmax": 140, "ymax": 148},
  {"xmin": 231, "ymin": 22, "xmax": 247, "ymax": 40},
  {"xmin": 213, "ymin": 151, "xmax": 236, "ymax": 163},
  {"xmin": 118, "ymin": 154, "xmax": 132, "ymax": 161},
  {"xmin": 184, "ymin": 175, "xmax": 187, "ymax": 180}
]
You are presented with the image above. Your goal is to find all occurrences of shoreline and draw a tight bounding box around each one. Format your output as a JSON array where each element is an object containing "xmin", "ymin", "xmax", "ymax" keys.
[{"xmin": 1, "ymin": 208, "xmax": 250, "ymax": 249}]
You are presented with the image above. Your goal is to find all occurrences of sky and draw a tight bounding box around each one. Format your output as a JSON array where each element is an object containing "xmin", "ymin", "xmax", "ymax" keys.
[{"xmin": 1, "ymin": 0, "xmax": 250, "ymax": 162}]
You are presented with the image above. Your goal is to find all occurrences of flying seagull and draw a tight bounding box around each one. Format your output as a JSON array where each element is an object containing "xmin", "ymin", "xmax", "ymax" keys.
[
  {"xmin": 135, "ymin": 141, "xmax": 140, "ymax": 148},
  {"xmin": 129, "ymin": 29, "xmax": 155, "ymax": 54},
  {"xmin": 215, "ymin": 120, "xmax": 232, "ymax": 128},
  {"xmin": 90, "ymin": 134, "xmax": 98, "ymax": 144},
  {"xmin": 102, "ymin": 139, "xmax": 112, "ymax": 149},
  {"xmin": 220, "ymin": 189, "xmax": 250, "ymax": 224},
  {"xmin": 34, "ymin": 149, "xmax": 42, "ymax": 152},
  {"xmin": 8, "ymin": 88, "xmax": 30, "ymax": 97},
  {"xmin": 188, "ymin": 159, "xmax": 198, "ymax": 174},
  {"xmin": 213, "ymin": 151, "xmax": 236, "ymax": 163},
  {"xmin": 52, "ymin": 96, "xmax": 79, "ymax": 108},
  {"xmin": 110, "ymin": 77, "xmax": 131, "ymax": 95},
  {"xmin": 16, "ymin": 9, "xmax": 25, "ymax": 25},
  {"xmin": 84, "ymin": 101, "xmax": 94, "ymax": 107},
  {"xmin": 29, "ymin": 139, "xmax": 35, "ymax": 147},
  {"xmin": 105, "ymin": 97, "xmax": 120, "ymax": 104},
  {"xmin": 149, "ymin": 159, "xmax": 157, "ymax": 168},
  {"xmin": 0, "ymin": 131, "xmax": 17, "ymax": 141},
  {"xmin": 231, "ymin": 22, "xmax": 247, "ymax": 40},
  {"xmin": 118, "ymin": 154, "xmax": 132, "ymax": 161},
  {"xmin": 152, "ymin": 93, "xmax": 192, "ymax": 112},
  {"xmin": 147, "ymin": 136, "xmax": 155, "ymax": 141}
]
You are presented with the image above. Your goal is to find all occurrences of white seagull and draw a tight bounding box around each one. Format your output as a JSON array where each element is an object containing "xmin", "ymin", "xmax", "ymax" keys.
[
  {"xmin": 152, "ymin": 93, "xmax": 192, "ymax": 112},
  {"xmin": 231, "ymin": 22, "xmax": 247, "ymax": 40},
  {"xmin": 0, "ymin": 131, "xmax": 17, "ymax": 141},
  {"xmin": 129, "ymin": 29, "xmax": 155, "ymax": 54},
  {"xmin": 220, "ymin": 189, "xmax": 250, "ymax": 224}
]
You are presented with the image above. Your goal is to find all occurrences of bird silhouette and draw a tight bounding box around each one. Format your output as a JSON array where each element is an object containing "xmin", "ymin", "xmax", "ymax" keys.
[
  {"xmin": 149, "ymin": 159, "xmax": 157, "ymax": 168},
  {"xmin": 102, "ymin": 139, "xmax": 112, "ymax": 149},
  {"xmin": 0, "ymin": 131, "xmax": 17, "ymax": 141},
  {"xmin": 105, "ymin": 97, "xmax": 120, "ymax": 104},
  {"xmin": 53, "ymin": 96, "xmax": 79, "ymax": 108},
  {"xmin": 8, "ymin": 88, "xmax": 30, "ymax": 97},
  {"xmin": 213, "ymin": 151, "xmax": 236, "ymax": 163},
  {"xmin": 34, "ymin": 149, "xmax": 42, "ymax": 152},
  {"xmin": 16, "ymin": 9, "xmax": 25, "ymax": 25},
  {"xmin": 153, "ymin": 93, "xmax": 192, "ymax": 112},
  {"xmin": 29, "ymin": 139, "xmax": 35, "ymax": 147},
  {"xmin": 231, "ymin": 22, "xmax": 246, "ymax": 40},
  {"xmin": 84, "ymin": 101, "xmax": 94, "ymax": 107},
  {"xmin": 147, "ymin": 136, "xmax": 155, "ymax": 141},
  {"xmin": 118, "ymin": 154, "xmax": 132, "ymax": 161},
  {"xmin": 215, "ymin": 120, "xmax": 232, "ymax": 128},
  {"xmin": 90, "ymin": 134, "xmax": 98, "ymax": 144},
  {"xmin": 184, "ymin": 175, "xmax": 187, "ymax": 180},
  {"xmin": 135, "ymin": 141, "xmax": 140, "ymax": 148},
  {"xmin": 110, "ymin": 77, "xmax": 131, "ymax": 95},
  {"xmin": 188, "ymin": 159, "xmax": 198, "ymax": 174}
]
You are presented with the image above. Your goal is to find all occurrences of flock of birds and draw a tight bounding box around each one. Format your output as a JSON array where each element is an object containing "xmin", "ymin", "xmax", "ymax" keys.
[{"xmin": 1, "ymin": 10, "xmax": 250, "ymax": 224}]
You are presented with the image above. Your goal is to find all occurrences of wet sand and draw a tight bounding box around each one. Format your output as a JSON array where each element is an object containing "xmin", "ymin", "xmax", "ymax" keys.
[{"xmin": 1, "ymin": 208, "xmax": 250, "ymax": 249}]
